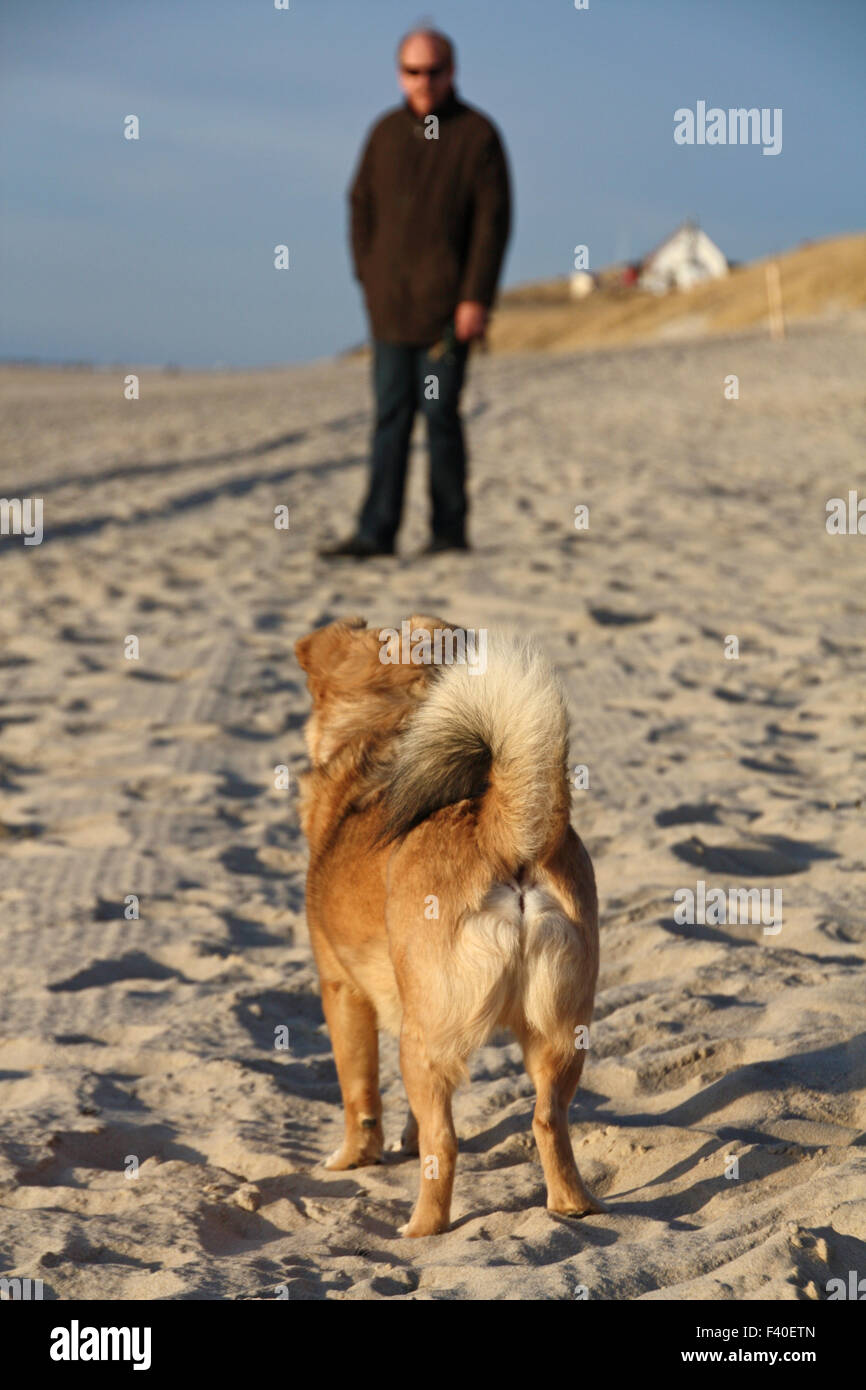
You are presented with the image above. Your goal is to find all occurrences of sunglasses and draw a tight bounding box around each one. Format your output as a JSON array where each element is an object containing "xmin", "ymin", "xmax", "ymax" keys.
[{"xmin": 401, "ymin": 64, "xmax": 447, "ymax": 77}]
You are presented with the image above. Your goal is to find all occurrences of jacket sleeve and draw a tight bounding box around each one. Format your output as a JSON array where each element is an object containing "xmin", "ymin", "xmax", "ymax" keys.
[
  {"xmin": 458, "ymin": 128, "xmax": 512, "ymax": 306},
  {"xmin": 349, "ymin": 133, "xmax": 376, "ymax": 283}
]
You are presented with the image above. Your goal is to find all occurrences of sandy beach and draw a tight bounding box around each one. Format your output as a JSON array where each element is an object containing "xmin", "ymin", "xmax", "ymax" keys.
[{"xmin": 1, "ymin": 315, "xmax": 864, "ymax": 1300}]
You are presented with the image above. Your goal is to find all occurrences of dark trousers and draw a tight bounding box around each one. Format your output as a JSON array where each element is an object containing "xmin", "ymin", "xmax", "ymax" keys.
[{"xmin": 357, "ymin": 339, "xmax": 470, "ymax": 548}]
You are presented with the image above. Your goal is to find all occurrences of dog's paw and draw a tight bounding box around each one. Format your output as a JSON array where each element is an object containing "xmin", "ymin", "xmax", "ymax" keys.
[
  {"xmin": 323, "ymin": 1146, "xmax": 383, "ymax": 1171},
  {"xmin": 389, "ymin": 1136, "xmax": 420, "ymax": 1157},
  {"xmin": 390, "ymin": 1111, "xmax": 419, "ymax": 1156},
  {"xmin": 323, "ymin": 1149, "xmax": 352, "ymax": 1170},
  {"xmin": 398, "ymin": 1216, "xmax": 448, "ymax": 1238},
  {"xmin": 549, "ymin": 1194, "xmax": 608, "ymax": 1218},
  {"xmin": 398, "ymin": 1221, "xmax": 431, "ymax": 1238}
]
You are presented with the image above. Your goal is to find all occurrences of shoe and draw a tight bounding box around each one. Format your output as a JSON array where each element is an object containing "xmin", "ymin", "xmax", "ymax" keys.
[
  {"xmin": 418, "ymin": 537, "xmax": 469, "ymax": 556},
  {"xmin": 318, "ymin": 535, "xmax": 394, "ymax": 559}
]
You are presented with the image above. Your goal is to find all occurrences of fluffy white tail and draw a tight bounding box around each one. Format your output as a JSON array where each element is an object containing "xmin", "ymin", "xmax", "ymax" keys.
[{"xmin": 383, "ymin": 631, "xmax": 572, "ymax": 873}]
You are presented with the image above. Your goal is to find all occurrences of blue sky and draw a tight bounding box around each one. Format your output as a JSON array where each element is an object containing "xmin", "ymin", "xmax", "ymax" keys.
[{"xmin": 2, "ymin": 0, "xmax": 864, "ymax": 367}]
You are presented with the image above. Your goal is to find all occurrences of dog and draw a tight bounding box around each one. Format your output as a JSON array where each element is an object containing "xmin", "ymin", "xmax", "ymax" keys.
[{"xmin": 294, "ymin": 614, "xmax": 601, "ymax": 1237}]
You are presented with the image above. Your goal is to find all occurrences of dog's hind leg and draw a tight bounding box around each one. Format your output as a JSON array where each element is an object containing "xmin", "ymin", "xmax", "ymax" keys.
[
  {"xmin": 519, "ymin": 1031, "xmax": 605, "ymax": 1217},
  {"xmin": 319, "ymin": 975, "xmax": 384, "ymax": 1169},
  {"xmin": 398, "ymin": 1024, "xmax": 458, "ymax": 1236}
]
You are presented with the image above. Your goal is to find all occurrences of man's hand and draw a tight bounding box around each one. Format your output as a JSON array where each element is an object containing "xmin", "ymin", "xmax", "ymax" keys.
[{"xmin": 454, "ymin": 300, "xmax": 488, "ymax": 342}]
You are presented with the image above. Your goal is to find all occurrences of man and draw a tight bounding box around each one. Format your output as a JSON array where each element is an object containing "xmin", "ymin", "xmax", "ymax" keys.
[{"xmin": 321, "ymin": 28, "xmax": 511, "ymax": 559}]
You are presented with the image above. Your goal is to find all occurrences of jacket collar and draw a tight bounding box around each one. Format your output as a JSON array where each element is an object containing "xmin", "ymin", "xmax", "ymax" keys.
[{"xmin": 402, "ymin": 86, "xmax": 461, "ymax": 125}]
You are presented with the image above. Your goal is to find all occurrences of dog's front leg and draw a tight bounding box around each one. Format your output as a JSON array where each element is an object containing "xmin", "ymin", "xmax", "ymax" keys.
[
  {"xmin": 395, "ymin": 1107, "xmax": 419, "ymax": 1155},
  {"xmin": 319, "ymin": 977, "xmax": 384, "ymax": 1169}
]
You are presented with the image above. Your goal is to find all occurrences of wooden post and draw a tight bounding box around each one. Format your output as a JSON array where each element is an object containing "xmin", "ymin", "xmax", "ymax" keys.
[{"xmin": 766, "ymin": 260, "xmax": 785, "ymax": 340}]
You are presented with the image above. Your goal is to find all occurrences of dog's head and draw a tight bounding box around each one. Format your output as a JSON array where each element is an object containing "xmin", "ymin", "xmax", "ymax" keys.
[{"xmin": 295, "ymin": 613, "xmax": 462, "ymax": 766}]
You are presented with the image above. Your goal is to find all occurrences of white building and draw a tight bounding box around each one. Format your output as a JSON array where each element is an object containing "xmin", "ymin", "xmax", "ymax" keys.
[{"xmin": 639, "ymin": 222, "xmax": 728, "ymax": 294}]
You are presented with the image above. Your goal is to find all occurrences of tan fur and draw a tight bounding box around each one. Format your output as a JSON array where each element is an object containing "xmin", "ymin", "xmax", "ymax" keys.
[{"xmin": 295, "ymin": 614, "xmax": 602, "ymax": 1236}]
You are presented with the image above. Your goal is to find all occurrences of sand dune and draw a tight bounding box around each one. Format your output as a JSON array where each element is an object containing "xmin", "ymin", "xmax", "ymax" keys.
[
  {"xmin": 488, "ymin": 233, "xmax": 866, "ymax": 354},
  {"xmin": 0, "ymin": 315, "xmax": 864, "ymax": 1299}
]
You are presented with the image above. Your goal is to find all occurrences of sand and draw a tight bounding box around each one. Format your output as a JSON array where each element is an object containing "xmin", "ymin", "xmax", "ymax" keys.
[{"xmin": 1, "ymin": 315, "xmax": 864, "ymax": 1300}]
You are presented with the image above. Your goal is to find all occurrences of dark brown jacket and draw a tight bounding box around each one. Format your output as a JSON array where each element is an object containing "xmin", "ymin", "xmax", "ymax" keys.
[{"xmin": 349, "ymin": 88, "xmax": 511, "ymax": 345}]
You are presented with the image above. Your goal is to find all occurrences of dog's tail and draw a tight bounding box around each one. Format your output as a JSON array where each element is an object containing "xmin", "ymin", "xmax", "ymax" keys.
[{"xmin": 382, "ymin": 630, "xmax": 571, "ymax": 871}]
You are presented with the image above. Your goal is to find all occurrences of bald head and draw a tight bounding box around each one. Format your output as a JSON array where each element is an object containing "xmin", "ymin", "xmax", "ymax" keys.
[
  {"xmin": 397, "ymin": 28, "xmax": 456, "ymax": 117},
  {"xmin": 396, "ymin": 27, "xmax": 455, "ymax": 68}
]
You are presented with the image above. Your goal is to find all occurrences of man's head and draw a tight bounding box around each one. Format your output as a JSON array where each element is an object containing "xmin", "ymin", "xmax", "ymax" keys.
[{"xmin": 397, "ymin": 27, "xmax": 455, "ymax": 117}]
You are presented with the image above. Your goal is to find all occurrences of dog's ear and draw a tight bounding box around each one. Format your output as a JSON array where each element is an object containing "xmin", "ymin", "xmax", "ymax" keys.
[
  {"xmin": 405, "ymin": 614, "xmax": 468, "ymax": 656},
  {"xmin": 295, "ymin": 617, "xmax": 366, "ymax": 677},
  {"xmin": 406, "ymin": 613, "xmax": 462, "ymax": 639}
]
